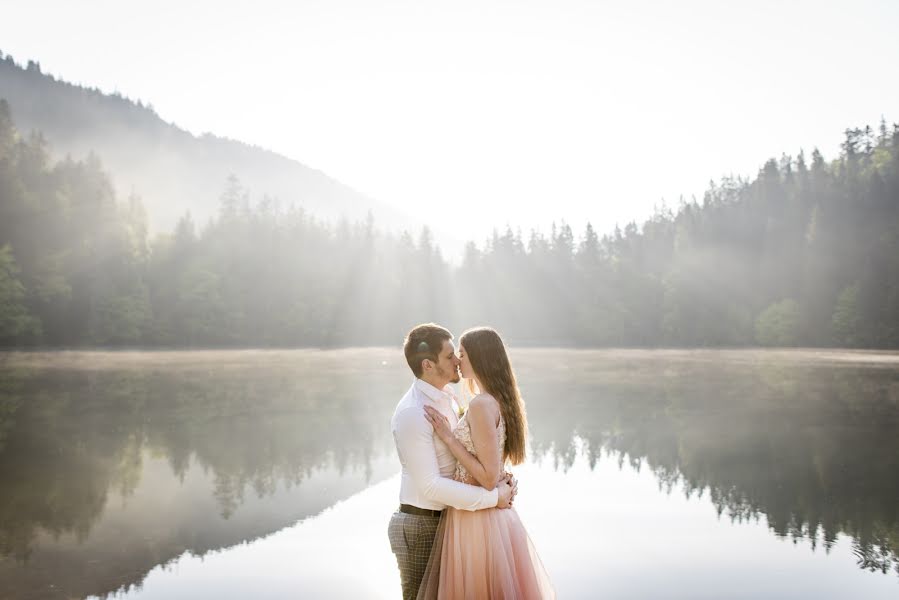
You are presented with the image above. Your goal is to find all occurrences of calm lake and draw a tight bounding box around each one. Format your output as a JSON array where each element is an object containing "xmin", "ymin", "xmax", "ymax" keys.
[{"xmin": 0, "ymin": 348, "xmax": 897, "ymax": 599}]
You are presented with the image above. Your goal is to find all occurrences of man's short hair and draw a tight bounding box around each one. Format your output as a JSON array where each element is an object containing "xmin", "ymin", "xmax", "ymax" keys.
[{"xmin": 403, "ymin": 323, "xmax": 453, "ymax": 378}]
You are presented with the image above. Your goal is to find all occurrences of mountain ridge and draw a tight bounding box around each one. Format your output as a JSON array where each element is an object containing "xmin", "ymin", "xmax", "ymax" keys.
[{"xmin": 0, "ymin": 51, "xmax": 421, "ymax": 236}]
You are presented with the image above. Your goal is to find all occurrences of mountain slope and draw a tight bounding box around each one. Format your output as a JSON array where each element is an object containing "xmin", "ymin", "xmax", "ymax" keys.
[{"xmin": 0, "ymin": 52, "xmax": 413, "ymax": 234}]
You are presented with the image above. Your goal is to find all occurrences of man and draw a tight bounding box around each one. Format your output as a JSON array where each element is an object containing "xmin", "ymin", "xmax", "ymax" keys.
[{"xmin": 388, "ymin": 323, "xmax": 516, "ymax": 600}]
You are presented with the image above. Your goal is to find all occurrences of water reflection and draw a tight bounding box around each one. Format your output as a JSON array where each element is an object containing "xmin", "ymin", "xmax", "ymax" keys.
[
  {"xmin": 0, "ymin": 350, "xmax": 404, "ymax": 600},
  {"xmin": 0, "ymin": 349, "xmax": 897, "ymax": 599},
  {"xmin": 519, "ymin": 349, "xmax": 899, "ymax": 579}
]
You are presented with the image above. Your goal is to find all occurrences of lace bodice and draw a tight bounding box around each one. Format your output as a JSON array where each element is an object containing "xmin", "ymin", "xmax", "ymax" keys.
[{"xmin": 452, "ymin": 406, "xmax": 506, "ymax": 484}]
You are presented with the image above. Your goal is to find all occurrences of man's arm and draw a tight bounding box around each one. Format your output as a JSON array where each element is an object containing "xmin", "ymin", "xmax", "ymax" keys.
[{"xmin": 395, "ymin": 407, "xmax": 499, "ymax": 511}]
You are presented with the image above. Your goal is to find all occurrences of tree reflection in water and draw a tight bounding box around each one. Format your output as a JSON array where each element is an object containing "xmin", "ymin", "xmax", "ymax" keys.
[
  {"xmin": 520, "ymin": 349, "xmax": 899, "ymax": 578},
  {"xmin": 0, "ymin": 350, "xmax": 403, "ymax": 599},
  {"xmin": 0, "ymin": 348, "xmax": 896, "ymax": 600}
]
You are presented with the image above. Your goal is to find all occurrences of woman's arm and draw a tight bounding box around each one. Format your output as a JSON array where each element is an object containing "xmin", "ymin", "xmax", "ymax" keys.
[
  {"xmin": 393, "ymin": 406, "xmax": 500, "ymax": 510},
  {"xmin": 424, "ymin": 397, "xmax": 503, "ymax": 491}
]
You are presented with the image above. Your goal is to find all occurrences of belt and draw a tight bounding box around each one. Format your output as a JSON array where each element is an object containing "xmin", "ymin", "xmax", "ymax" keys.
[{"xmin": 399, "ymin": 504, "xmax": 443, "ymax": 517}]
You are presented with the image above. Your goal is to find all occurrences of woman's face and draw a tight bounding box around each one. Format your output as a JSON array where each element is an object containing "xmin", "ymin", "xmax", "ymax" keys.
[{"xmin": 458, "ymin": 343, "xmax": 475, "ymax": 381}]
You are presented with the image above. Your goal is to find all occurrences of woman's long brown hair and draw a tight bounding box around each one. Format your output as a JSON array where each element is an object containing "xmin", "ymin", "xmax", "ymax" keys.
[{"xmin": 460, "ymin": 327, "xmax": 528, "ymax": 465}]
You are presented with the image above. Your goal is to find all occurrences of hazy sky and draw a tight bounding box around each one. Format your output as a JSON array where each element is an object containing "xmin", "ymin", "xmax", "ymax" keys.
[{"xmin": 2, "ymin": 0, "xmax": 898, "ymax": 244}]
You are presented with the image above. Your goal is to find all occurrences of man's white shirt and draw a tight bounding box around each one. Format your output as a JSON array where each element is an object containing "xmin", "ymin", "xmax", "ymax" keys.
[{"xmin": 391, "ymin": 378, "xmax": 499, "ymax": 511}]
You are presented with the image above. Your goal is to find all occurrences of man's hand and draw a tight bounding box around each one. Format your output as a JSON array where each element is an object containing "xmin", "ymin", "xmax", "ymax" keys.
[
  {"xmin": 496, "ymin": 472, "xmax": 518, "ymax": 509},
  {"xmin": 508, "ymin": 471, "xmax": 518, "ymax": 504}
]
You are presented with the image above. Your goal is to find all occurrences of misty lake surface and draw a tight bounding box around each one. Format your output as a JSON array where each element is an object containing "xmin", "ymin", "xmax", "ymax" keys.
[{"xmin": 0, "ymin": 348, "xmax": 897, "ymax": 599}]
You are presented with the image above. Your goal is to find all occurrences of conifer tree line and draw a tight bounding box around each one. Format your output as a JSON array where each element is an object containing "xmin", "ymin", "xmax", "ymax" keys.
[{"xmin": 1, "ymin": 98, "xmax": 897, "ymax": 348}]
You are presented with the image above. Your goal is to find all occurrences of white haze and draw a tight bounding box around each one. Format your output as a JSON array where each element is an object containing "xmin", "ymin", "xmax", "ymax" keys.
[{"xmin": 1, "ymin": 0, "xmax": 898, "ymax": 250}]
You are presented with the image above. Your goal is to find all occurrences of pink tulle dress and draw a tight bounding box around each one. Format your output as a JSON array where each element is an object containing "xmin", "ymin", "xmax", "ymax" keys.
[{"xmin": 417, "ymin": 408, "xmax": 555, "ymax": 599}]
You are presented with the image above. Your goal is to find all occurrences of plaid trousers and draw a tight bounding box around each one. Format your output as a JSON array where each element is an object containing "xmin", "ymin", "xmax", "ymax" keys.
[{"xmin": 388, "ymin": 510, "xmax": 441, "ymax": 600}]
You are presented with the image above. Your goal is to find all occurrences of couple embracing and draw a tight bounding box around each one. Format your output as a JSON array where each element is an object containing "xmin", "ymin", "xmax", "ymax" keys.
[{"xmin": 389, "ymin": 324, "xmax": 554, "ymax": 599}]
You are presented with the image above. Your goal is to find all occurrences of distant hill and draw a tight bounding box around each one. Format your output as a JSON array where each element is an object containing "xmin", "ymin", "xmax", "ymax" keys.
[{"xmin": 0, "ymin": 52, "xmax": 418, "ymax": 235}]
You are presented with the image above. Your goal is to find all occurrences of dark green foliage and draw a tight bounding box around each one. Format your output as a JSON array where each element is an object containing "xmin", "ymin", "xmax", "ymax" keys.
[
  {"xmin": 0, "ymin": 244, "xmax": 39, "ymax": 340},
  {"xmin": 0, "ymin": 53, "xmax": 405, "ymax": 234},
  {"xmin": 0, "ymin": 100, "xmax": 150, "ymax": 346},
  {"xmin": 0, "ymin": 97, "xmax": 897, "ymax": 347},
  {"xmin": 458, "ymin": 123, "xmax": 899, "ymax": 348},
  {"xmin": 755, "ymin": 299, "xmax": 801, "ymax": 346}
]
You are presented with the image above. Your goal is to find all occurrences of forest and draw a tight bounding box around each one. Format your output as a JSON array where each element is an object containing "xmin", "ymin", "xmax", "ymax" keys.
[{"xmin": 1, "ymin": 98, "xmax": 897, "ymax": 348}]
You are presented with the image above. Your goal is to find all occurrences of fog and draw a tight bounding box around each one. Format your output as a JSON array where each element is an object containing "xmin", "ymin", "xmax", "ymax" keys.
[
  {"xmin": 1, "ymin": 25, "xmax": 898, "ymax": 350},
  {"xmin": 1, "ymin": 86, "xmax": 897, "ymax": 349},
  {"xmin": 0, "ymin": 349, "xmax": 896, "ymax": 598}
]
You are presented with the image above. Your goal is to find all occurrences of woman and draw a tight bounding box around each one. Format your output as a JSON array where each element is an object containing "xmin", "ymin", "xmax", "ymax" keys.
[{"xmin": 418, "ymin": 327, "xmax": 554, "ymax": 599}]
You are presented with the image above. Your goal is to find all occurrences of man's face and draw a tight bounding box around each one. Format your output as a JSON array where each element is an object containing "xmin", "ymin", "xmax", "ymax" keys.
[{"xmin": 432, "ymin": 339, "xmax": 462, "ymax": 385}]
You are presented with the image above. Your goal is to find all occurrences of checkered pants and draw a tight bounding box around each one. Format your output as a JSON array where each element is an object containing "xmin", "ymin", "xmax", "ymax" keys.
[{"xmin": 388, "ymin": 510, "xmax": 441, "ymax": 600}]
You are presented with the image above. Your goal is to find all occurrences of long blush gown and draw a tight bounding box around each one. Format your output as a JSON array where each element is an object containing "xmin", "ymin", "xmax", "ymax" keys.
[{"xmin": 417, "ymin": 408, "xmax": 555, "ymax": 599}]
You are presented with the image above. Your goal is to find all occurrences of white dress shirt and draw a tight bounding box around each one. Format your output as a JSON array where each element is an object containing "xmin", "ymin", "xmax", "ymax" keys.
[{"xmin": 391, "ymin": 378, "xmax": 499, "ymax": 511}]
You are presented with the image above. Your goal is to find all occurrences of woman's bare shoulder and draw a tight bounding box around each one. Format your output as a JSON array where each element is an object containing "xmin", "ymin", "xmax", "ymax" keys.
[{"xmin": 469, "ymin": 393, "xmax": 501, "ymax": 419}]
